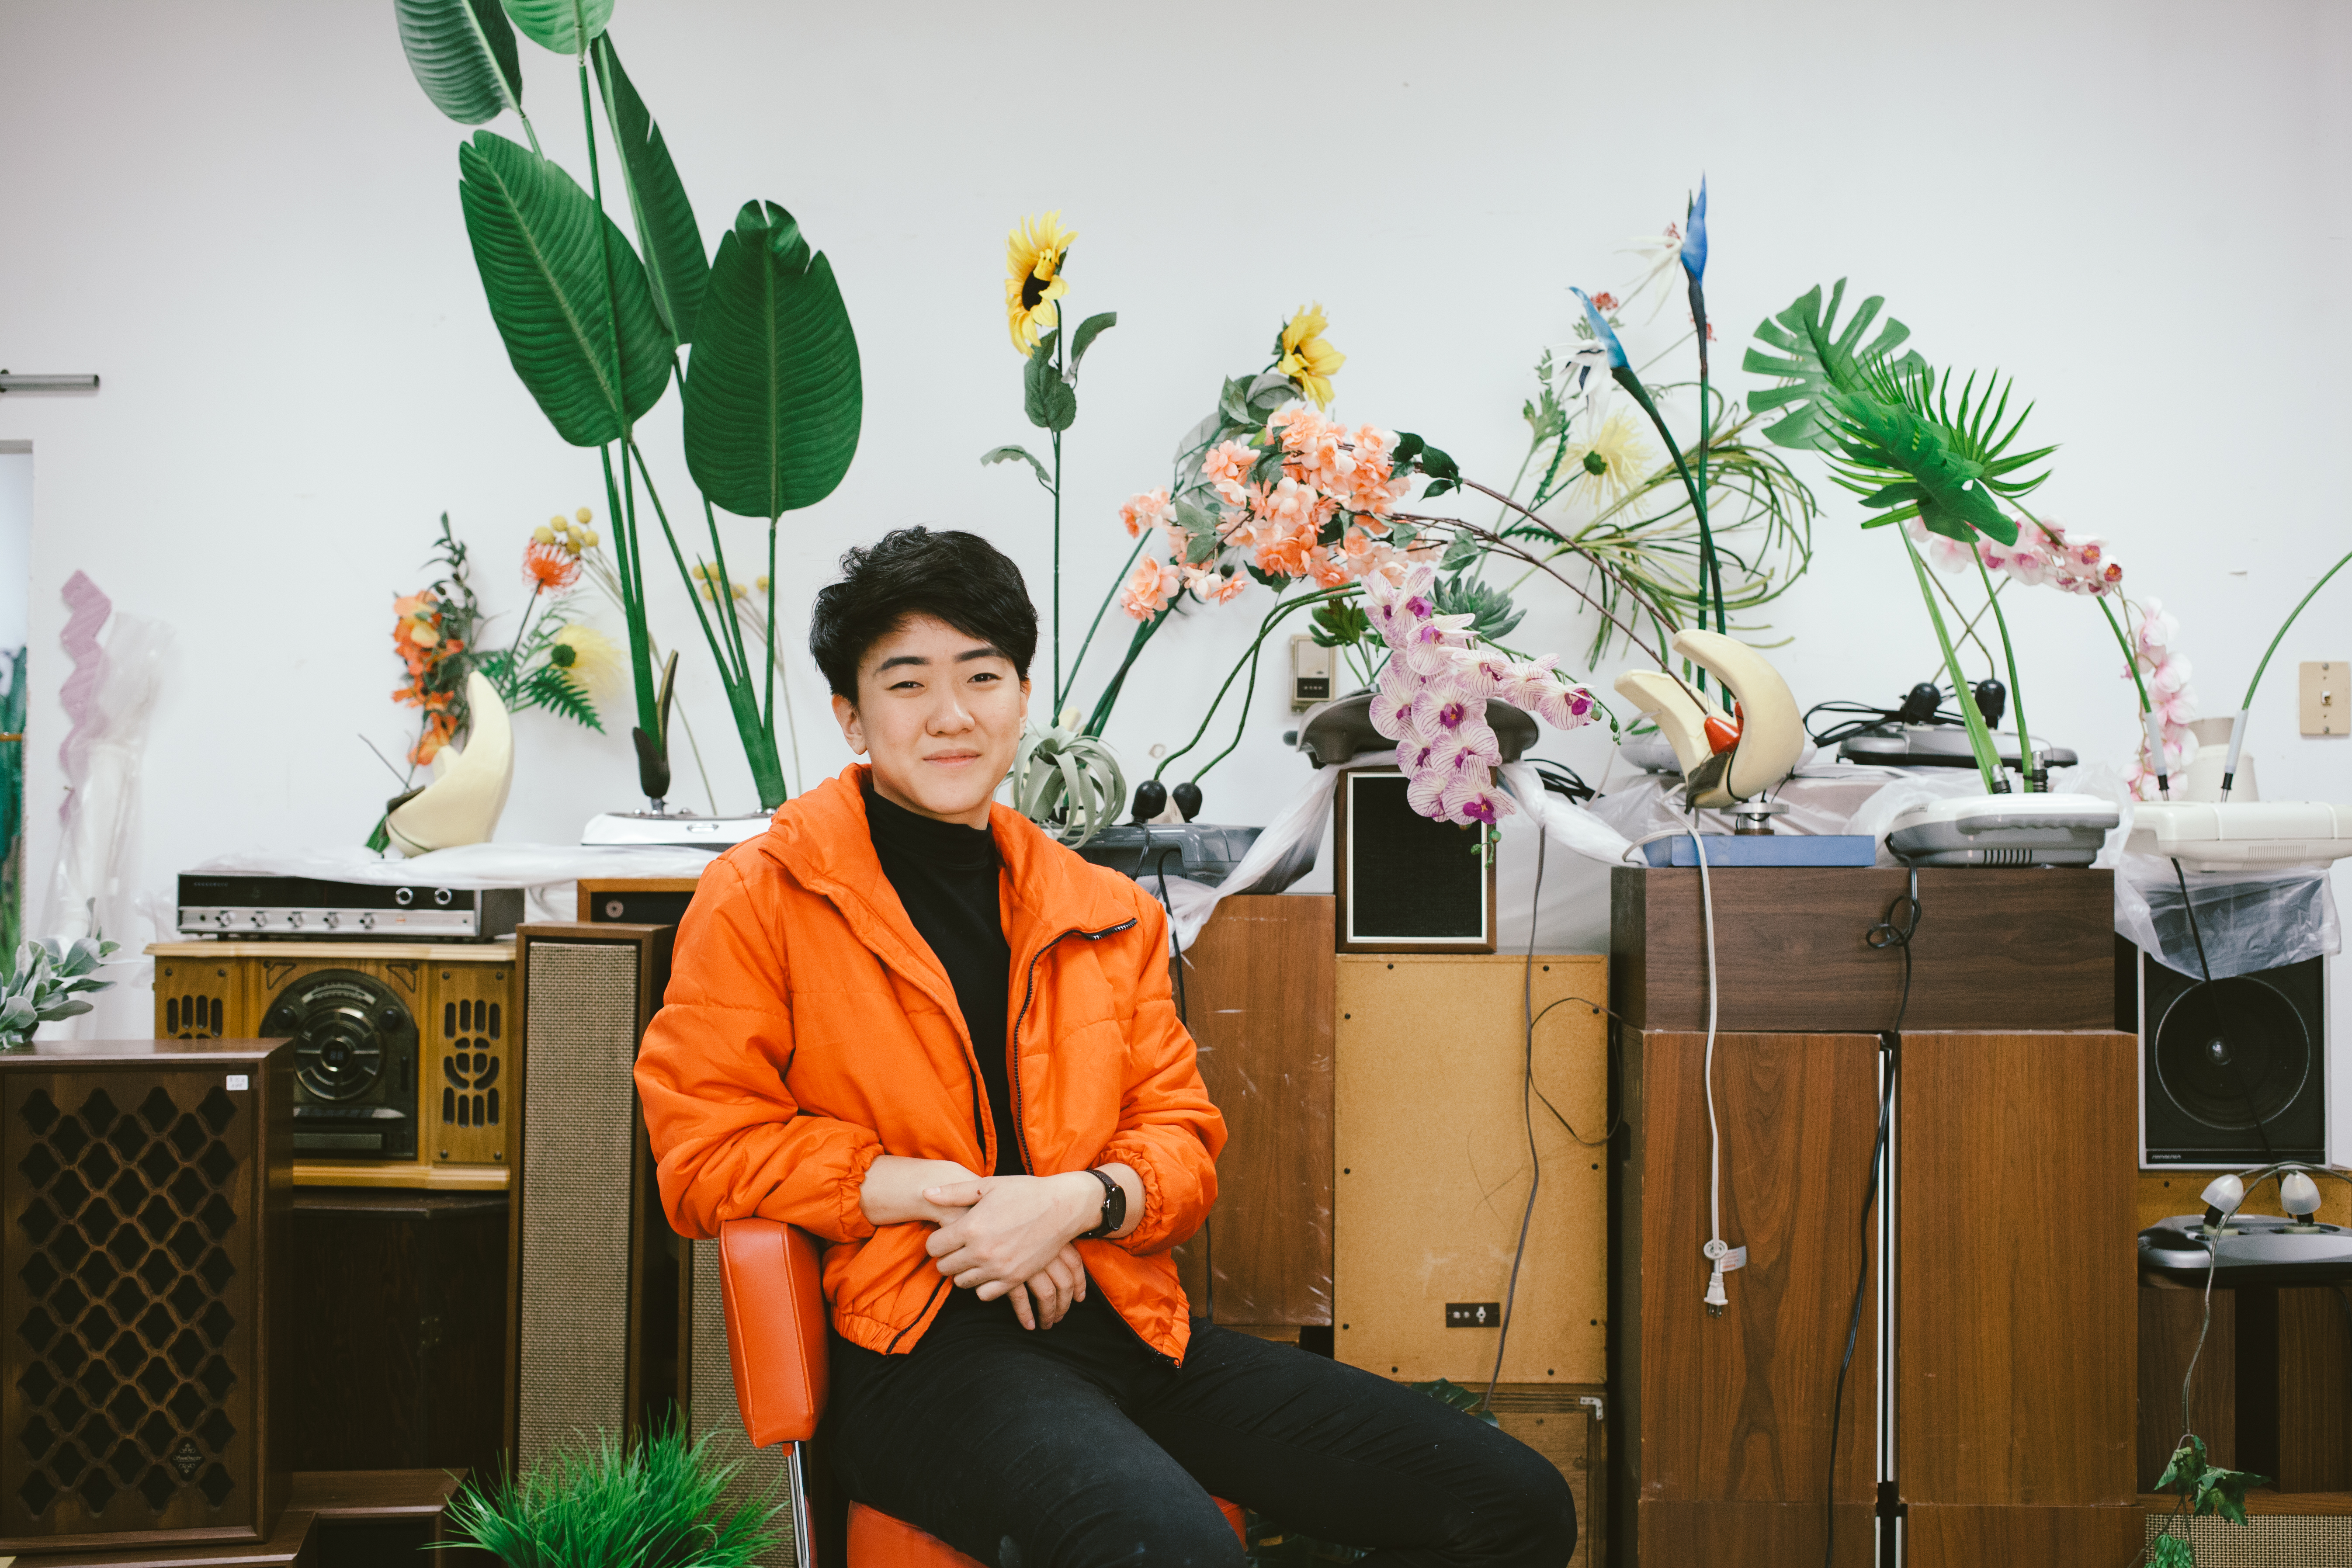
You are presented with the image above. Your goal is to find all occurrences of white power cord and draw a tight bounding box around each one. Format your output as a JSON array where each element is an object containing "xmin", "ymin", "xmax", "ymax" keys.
[
  {"xmin": 1624, "ymin": 822, "xmax": 1743, "ymax": 1315},
  {"xmin": 1688, "ymin": 824, "xmax": 1742, "ymax": 1314}
]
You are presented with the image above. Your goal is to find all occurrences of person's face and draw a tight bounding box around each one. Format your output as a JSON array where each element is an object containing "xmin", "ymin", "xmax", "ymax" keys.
[{"xmin": 833, "ymin": 614, "xmax": 1029, "ymax": 828}]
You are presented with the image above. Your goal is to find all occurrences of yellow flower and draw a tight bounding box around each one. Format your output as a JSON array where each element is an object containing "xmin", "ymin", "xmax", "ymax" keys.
[
  {"xmin": 1561, "ymin": 409, "xmax": 1654, "ymax": 510},
  {"xmin": 575, "ymin": 506, "xmax": 593, "ymax": 525},
  {"xmin": 549, "ymin": 623, "xmax": 621, "ymax": 693},
  {"xmin": 532, "ymin": 524, "xmax": 557, "ymax": 546},
  {"xmin": 1276, "ymin": 303, "xmax": 1346, "ymax": 408},
  {"xmin": 1004, "ymin": 211, "xmax": 1075, "ymax": 354}
]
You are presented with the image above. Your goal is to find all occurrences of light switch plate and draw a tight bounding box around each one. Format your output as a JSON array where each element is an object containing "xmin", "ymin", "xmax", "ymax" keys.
[
  {"xmin": 2302, "ymin": 661, "xmax": 2344, "ymax": 736},
  {"xmin": 1290, "ymin": 634, "xmax": 1335, "ymax": 711}
]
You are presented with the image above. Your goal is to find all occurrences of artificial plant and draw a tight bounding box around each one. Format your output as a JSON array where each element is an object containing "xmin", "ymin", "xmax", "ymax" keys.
[
  {"xmin": 396, "ymin": 0, "xmax": 862, "ymax": 812},
  {"xmin": 441, "ymin": 1417, "xmax": 779, "ymax": 1568},
  {"xmin": 0, "ymin": 937, "xmax": 118, "ymax": 1051},
  {"xmin": 1743, "ymin": 280, "xmax": 2057, "ymax": 794}
]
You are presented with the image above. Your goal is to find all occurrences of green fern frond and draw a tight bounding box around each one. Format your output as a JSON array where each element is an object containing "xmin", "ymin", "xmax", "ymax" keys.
[{"xmin": 521, "ymin": 664, "xmax": 604, "ymax": 732}]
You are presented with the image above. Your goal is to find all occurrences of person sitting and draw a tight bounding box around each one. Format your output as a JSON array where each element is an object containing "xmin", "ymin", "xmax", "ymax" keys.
[{"xmin": 635, "ymin": 526, "xmax": 1576, "ymax": 1568}]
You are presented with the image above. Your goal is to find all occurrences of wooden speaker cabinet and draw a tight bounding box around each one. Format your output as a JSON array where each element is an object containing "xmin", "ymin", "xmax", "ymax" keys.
[
  {"xmin": 0, "ymin": 1039, "xmax": 292, "ymax": 1554},
  {"xmin": 508, "ymin": 923, "xmax": 676, "ymax": 1467},
  {"xmin": 147, "ymin": 941, "xmax": 517, "ymax": 1190},
  {"xmin": 1332, "ymin": 954, "xmax": 1607, "ymax": 1384}
]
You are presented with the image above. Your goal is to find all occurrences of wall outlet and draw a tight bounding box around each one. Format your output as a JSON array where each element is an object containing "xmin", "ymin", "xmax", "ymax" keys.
[
  {"xmin": 2301, "ymin": 661, "xmax": 2344, "ymax": 736},
  {"xmin": 1290, "ymin": 635, "xmax": 1334, "ymax": 711},
  {"xmin": 1445, "ymin": 1301, "xmax": 1502, "ymax": 1328}
]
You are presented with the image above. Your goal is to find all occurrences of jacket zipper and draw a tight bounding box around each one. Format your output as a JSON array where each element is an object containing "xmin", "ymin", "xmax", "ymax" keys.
[
  {"xmin": 1006, "ymin": 919, "xmax": 1138, "ymax": 1175},
  {"xmin": 885, "ymin": 1275, "xmax": 949, "ymax": 1354}
]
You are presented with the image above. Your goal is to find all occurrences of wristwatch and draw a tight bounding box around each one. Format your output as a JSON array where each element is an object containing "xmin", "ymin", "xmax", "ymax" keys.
[{"xmin": 1079, "ymin": 1167, "xmax": 1126, "ymax": 1240}]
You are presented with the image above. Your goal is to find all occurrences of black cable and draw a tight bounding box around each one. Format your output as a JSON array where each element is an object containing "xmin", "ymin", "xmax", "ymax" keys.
[
  {"xmin": 1825, "ymin": 873, "xmax": 1920, "ymax": 1568},
  {"xmin": 1485, "ymin": 826, "xmax": 1549, "ymax": 1414},
  {"xmin": 1523, "ymin": 757, "xmax": 1597, "ymax": 804},
  {"xmin": 1151, "ymin": 841, "xmax": 1209, "ymax": 1322},
  {"xmin": 1523, "ymin": 995, "xmax": 1624, "ymax": 1147},
  {"xmin": 2170, "ymin": 858, "xmax": 2277, "ymax": 1163}
]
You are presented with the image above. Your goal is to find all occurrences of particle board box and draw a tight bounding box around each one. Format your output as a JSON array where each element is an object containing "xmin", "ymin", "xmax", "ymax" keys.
[{"xmin": 1332, "ymin": 954, "xmax": 1608, "ymax": 1385}]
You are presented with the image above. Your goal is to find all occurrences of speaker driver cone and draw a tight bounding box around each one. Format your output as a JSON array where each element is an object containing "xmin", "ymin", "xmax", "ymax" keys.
[
  {"xmin": 2152, "ymin": 974, "xmax": 2310, "ymax": 1132},
  {"xmin": 260, "ymin": 970, "xmax": 409, "ymax": 1103}
]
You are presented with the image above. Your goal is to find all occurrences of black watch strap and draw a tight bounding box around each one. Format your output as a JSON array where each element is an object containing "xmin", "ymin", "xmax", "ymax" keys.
[{"xmin": 1079, "ymin": 1167, "xmax": 1125, "ymax": 1240}]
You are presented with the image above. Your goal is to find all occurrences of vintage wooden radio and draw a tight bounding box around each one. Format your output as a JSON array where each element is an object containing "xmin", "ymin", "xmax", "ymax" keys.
[
  {"xmin": 146, "ymin": 942, "xmax": 518, "ymax": 1190},
  {"xmin": 0, "ymin": 1038, "xmax": 293, "ymax": 1554}
]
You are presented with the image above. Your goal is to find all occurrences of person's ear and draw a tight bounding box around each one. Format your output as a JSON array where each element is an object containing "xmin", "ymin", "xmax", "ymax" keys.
[
  {"xmin": 1018, "ymin": 677, "xmax": 1032, "ymax": 722},
  {"xmin": 832, "ymin": 691, "xmax": 866, "ymax": 756}
]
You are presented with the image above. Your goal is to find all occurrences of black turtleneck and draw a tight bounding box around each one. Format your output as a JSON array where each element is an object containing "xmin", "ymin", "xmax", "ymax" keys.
[{"xmin": 864, "ymin": 782, "xmax": 1020, "ymax": 1177}]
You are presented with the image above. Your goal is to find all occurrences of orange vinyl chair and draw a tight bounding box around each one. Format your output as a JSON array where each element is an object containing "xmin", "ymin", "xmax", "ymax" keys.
[{"xmin": 718, "ymin": 1217, "xmax": 1247, "ymax": 1568}]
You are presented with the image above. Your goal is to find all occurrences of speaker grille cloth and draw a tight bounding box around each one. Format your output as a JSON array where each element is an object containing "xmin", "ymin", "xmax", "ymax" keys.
[
  {"xmin": 688, "ymin": 1239, "xmax": 794, "ymax": 1566},
  {"xmin": 2145, "ymin": 1513, "xmax": 2352, "ymax": 1566},
  {"xmin": 517, "ymin": 942, "xmax": 639, "ymax": 1467}
]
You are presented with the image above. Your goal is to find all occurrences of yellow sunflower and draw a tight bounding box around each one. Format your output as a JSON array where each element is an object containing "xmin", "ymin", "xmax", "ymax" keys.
[
  {"xmin": 548, "ymin": 622, "xmax": 622, "ymax": 694},
  {"xmin": 1004, "ymin": 211, "xmax": 1075, "ymax": 353},
  {"xmin": 1561, "ymin": 409, "xmax": 1654, "ymax": 510},
  {"xmin": 1275, "ymin": 303, "xmax": 1346, "ymax": 408}
]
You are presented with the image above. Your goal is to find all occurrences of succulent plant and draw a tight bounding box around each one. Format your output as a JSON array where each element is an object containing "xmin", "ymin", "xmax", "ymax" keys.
[{"xmin": 0, "ymin": 938, "xmax": 121, "ymax": 1050}]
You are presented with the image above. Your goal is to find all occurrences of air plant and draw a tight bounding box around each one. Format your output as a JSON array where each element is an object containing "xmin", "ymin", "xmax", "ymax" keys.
[
  {"xmin": 0, "ymin": 938, "xmax": 121, "ymax": 1051},
  {"xmin": 1008, "ymin": 711, "xmax": 1127, "ymax": 848}
]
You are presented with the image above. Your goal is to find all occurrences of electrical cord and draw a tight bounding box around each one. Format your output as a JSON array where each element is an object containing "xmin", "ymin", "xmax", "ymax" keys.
[
  {"xmin": 1824, "ymin": 871, "xmax": 1919, "ymax": 1568},
  {"xmin": 1690, "ymin": 823, "xmax": 1736, "ymax": 1315},
  {"xmin": 1485, "ymin": 826, "xmax": 1550, "ymax": 1412},
  {"xmin": 1151, "ymin": 840, "xmax": 1208, "ymax": 1322},
  {"xmin": 2170, "ymin": 857, "xmax": 2278, "ymax": 1163}
]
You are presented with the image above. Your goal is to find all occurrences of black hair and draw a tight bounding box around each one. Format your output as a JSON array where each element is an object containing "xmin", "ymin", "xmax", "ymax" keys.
[{"xmin": 808, "ymin": 527, "xmax": 1038, "ymax": 701}]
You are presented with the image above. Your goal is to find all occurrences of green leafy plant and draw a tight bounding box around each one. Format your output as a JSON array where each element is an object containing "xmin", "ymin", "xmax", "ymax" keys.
[
  {"xmin": 0, "ymin": 649, "xmax": 26, "ymax": 955},
  {"xmin": 0, "ymin": 938, "xmax": 120, "ymax": 1051},
  {"xmin": 1007, "ymin": 715, "xmax": 1127, "ymax": 849},
  {"xmin": 441, "ymin": 1419, "xmax": 779, "ymax": 1568},
  {"xmin": 1745, "ymin": 279, "xmax": 2058, "ymax": 794},
  {"xmin": 398, "ymin": 3, "xmax": 862, "ymax": 812}
]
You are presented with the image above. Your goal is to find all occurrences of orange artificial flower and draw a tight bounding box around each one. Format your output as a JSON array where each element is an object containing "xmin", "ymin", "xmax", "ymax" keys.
[{"xmin": 524, "ymin": 540, "xmax": 581, "ymax": 592}]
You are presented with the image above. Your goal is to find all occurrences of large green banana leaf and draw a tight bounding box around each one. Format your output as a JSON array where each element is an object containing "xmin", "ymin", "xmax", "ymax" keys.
[
  {"xmin": 1743, "ymin": 280, "xmax": 1925, "ymax": 451},
  {"xmin": 683, "ymin": 201, "xmax": 862, "ymax": 520},
  {"xmin": 457, "ymin": 131, "xmax": 674, "ymax": 448},
  {"xmin": 500, "ymin": 0, "xmax": 611, "ymax": 54},
  {"xmin": 396, "ymin": 0, "xmax": 524, "ymax": 125},
  {"xmin": 592, "ymin": 36, "xmax": 708, "ymax": 345}
]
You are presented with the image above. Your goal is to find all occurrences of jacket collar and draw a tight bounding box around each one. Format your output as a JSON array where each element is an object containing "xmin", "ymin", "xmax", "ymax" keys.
[{"xmin": 761, "ymin": 765, "xmax": 1138, "ymax": 978}]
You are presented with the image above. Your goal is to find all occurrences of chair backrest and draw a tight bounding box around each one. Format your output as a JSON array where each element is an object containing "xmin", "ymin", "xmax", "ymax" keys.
[{"xmin": 718, "ymin": 1217, "xmax": 829, "ymax": 1447}]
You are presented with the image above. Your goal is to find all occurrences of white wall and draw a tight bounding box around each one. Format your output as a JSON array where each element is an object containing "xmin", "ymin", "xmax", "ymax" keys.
[{"xmin": 3, "ymin": 1, "xmax": 2349, "ymax": 1138}]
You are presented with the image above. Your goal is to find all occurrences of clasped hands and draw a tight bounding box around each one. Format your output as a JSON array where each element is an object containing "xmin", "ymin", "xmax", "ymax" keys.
[{"xmin": 860, "ymin": 1156, "xmax": 1112, "ymax": 1331}]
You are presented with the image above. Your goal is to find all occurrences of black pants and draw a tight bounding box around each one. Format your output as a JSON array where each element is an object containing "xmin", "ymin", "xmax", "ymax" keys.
[{"xmin": 826, "ymin": 1289, "xmax": 1575, "ymax": 1568}]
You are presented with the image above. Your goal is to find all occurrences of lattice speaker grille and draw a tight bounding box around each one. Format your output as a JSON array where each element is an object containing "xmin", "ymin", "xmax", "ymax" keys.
[
  {"xmin": 517, "ymin": 942, "xmax": 639, "ymax": 1467},
  {"xmin": 2146, "ymin": 1513, "xmax": 2352, "ymax": 1566},
  {"xmin": 687, "ymin": 1238, "xmax": 793, "ymax": 1568},
  {"xmin": 2, "ymin": 1077, "xmax": 255, "ymax": 1537}
]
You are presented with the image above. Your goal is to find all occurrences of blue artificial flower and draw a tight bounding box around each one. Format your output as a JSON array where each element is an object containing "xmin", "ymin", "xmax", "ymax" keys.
[
  {"xmin": 1569, "ymin": 287, "xmax": 1627, "ymax": 370},
  {"xmin": 1681, "ymin": 177, "xmax": 1708, "ymax": 285}
]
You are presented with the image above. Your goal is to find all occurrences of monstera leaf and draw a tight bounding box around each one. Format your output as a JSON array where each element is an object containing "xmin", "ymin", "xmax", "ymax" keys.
[
  {"xmin": 500, "ymin": 0, "xmax": 611, "ymax": 54},
  {"xmin": 592, "ymin": 36, "xmax": 708, "ymax": 344},
  {"xmin": 457, "ymin": 131, "xmax": 674, "ymax": 447},
  {"xmin": 396, "ymin": 0, "xmax": 524, "ymax": 124},
  {"xmin": 683, "ymin": 201, "xmax": 862, "ymax": 520},
  {"xmin": 1744, "ymin": 281, "xmax": 1926, "ymax": 451}
]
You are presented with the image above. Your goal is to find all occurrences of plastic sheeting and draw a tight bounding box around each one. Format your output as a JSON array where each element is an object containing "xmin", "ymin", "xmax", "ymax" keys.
[
  {"xmin": 2115, "ymin": 855, "xmax": 2340, "ymax": 980},
  {"xmin": 1150, "ymin": 759, "xmax": 1355, "ymax": 952},
  {"xmin": 187, "ymin": 843, "xmax": 721, "ymax": 927}
]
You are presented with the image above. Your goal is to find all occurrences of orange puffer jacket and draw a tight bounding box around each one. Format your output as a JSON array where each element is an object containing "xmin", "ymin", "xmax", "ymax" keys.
[{"xmin": 634, "ymin": 765, "xmax": 1225, "ymax": 1363}]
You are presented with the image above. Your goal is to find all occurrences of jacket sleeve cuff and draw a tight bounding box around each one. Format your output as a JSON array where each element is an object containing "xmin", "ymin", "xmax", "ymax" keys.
[
  {"xmin": 835, "ymin": 1138, "xmax": 887, "ymax": 1243},
  {"xmin": 1100, "ymin": 1140, "xmax": 1173, "ymax": 1253}
]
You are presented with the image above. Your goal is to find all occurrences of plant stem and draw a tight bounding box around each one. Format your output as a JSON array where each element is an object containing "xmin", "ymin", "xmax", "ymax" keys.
[
  {"xmin": 1065, "ymin": 532, "xmax": 1148, "ymax": 713},
  {"xmin": 763, "ymin": 522, "xmax": 779, "ymax": 737},
  {"xmin": 2243, "ymin": 547, "xmax": 2352, "ymax": 710},
  {"xmin": 1901, "ymin": 528, "xmax": 2002, "ymax": 792},
  {"xmin": 1972, "ymin": 547, "xmax": 2035, "ymax": 784},
  {"xmin": 1051, "ymin": 426, "xmax": 1064, "ymax": 709},
  {"xmin": 2099, "ymin": 594, "xmax": 2157, "ymax": 716},
  {"xmin": 1192, "ymin": 628, "xmax": 1273, "ymax": 784},
  {"xmin": 597, "ymin": 445, "xmax": 656, "ymax": 733},
  {"xmin": 1155, "ymin": 590, "xmax": 1349, "ymax": 779},
  {"xmin": 517, "ymin": 109, "xmax": 543, "ymax": 158},
  {"xmin": 501, "ymin": 584, "xmax": 548, "ymax": 697},
  {"xmin": 1609, "ymin": 367, "xmax": 1720, "ymax": 685}
]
